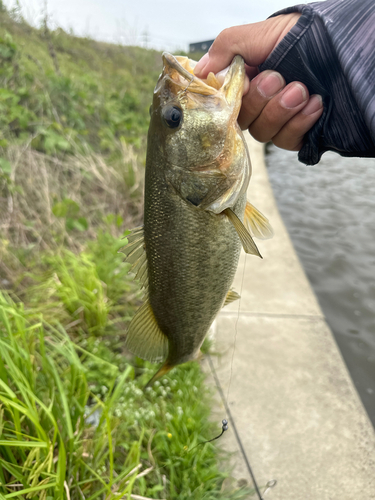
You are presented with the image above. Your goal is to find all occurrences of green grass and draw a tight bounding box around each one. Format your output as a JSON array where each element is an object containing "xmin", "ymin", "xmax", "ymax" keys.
[
  {"xmin": 0, "ymin": 290, "xmax": 254, "ymax": 499},
  {"xmin": 0, "ymin": 7, "xmax": 161, "ymax": 154},
  {"xmin": 0, "ymin": 232, "xmax": 254, "ymax": 499},
  {"xmin": 0, "ymin": 5, "xmax": 255, "ymax": 499},
  {"xmin": 0, "ymin": 290, "xmax": 145, "ymax": 499}
]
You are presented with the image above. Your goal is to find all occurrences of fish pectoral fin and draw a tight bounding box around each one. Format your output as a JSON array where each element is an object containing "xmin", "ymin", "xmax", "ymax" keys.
[
  {"xmin": 125, "ymin": 300, "xmax": 168, "ymax": 363},
  {"xmin": 223, "ymin": 289, "xmax": 240, "ymax": 307},
  {"xmin": 245, "ymin": 201, "xmax": 274, "ymax": 240},
  {"xmin": 224, "ymin": 208, "xmax": 262, "ymax": 258},
  {"xmin": 119, "ymin": 226, "xmax": 148, "ymax": 290}
]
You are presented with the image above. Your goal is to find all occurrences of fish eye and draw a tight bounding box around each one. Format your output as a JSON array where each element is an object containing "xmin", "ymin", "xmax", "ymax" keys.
[{"xmin": 162, "ymin": 105, "xmax": 182, "ymax": 129}]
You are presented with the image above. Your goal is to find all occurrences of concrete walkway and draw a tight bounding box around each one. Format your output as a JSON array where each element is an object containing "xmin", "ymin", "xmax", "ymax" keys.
[{"xmin": 206, "ymin": 136, "xmax": 375, "ymax": 499}]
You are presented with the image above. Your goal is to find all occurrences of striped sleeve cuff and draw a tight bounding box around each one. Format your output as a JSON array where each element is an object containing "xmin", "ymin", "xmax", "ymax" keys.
[{"xmin": 259, "ymin": 1, "xmax": 375, "ymax": 165}]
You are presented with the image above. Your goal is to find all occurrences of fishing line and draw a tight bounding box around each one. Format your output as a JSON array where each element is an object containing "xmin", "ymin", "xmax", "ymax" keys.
[
  {"xmin": 139, "ymin": 255, "xmax": 267, "ymax": 496},
  {"xmin": 226, "ymin": 253, "xmax": 247, "ymax": 408},
  {"xmin": 186, "ymin": 255, "xmax": 248, "ymax": 452},
  {"xmin": 136, "ymin": 413, "xmax": 229, "ymax": 481},
  {"xmin": 205, "ymin": 253, "xmax": 265, "ymax": 499},
  {"xmin": 156, "ymin": 246, "xmax": 249, "ymax": 458},
  {"xmin": 207, "ymin": 353, "xmax": 264, "ymax": 500},
  {"xmin": 178, "ymin": 73, "xmax": 194, "ymax": 100}
]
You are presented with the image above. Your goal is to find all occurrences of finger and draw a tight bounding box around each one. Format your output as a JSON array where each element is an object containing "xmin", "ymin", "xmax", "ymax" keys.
[
  {"xmin": 194, "ymin": 13, "xmax": 301, "ymax": 78},
  {"xmin": 238, "ymin": 70, "xmax": 285, "ymax": 129},
  {"xmin": 244, "ymin": 64, "xmax": 259, "ymax": 82},
  {"xmin": 194, "ymin": 24, "xmax": 273, "ymax": 78},
  {"xmin": 272, "ymin": 95, "xmax": 324, "ymax": 151},
  {"xmin": 248, "ymin": 82, "xmax": 310, "ymax": 143},
  {"xmin": 194, "ymin": 26, "xmax": 247, "ymax": 77},
  {"xmin": 215, "ymin": 63, "xmax": 258, "ymax": 97},
  {"xmin": 215, "ymin": 67, "xmax": 251, "ymax": 95},
  {"xmin": 243, "ymin": 64, "xmax": 259, "ymax": 95}
]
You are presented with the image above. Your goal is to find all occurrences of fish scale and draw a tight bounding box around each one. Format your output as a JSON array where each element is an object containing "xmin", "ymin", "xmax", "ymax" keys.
[{"xmin": 145, "ymin": 154, "xmax": 246, "ymax": 366}]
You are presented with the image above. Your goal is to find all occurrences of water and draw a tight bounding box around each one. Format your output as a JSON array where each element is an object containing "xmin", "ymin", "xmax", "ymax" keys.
[{"xmin": 266, "ymin": 145, "xmax": 375, "ymax": 427}]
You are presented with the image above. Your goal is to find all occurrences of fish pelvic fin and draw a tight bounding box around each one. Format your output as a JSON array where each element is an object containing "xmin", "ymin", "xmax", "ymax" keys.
[
  {"xmin": 145, "ymin": 361, "xmax": 173, "ymax": 388},
  {"xmin": 125, "ymin": 300, "xmax": 168, "ymax": 363},
  {"xmin": 223, "ymin": 208, "xmax": 262, "ymax": 258},
  {"xmin": 245, "ymin": 201, "xmax": 274, "ymax": 240}
]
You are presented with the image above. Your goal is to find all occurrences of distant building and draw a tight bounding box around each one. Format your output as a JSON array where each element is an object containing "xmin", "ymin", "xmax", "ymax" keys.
[{"xmin": 189, "ymin": 40, "xmax": 215, "ymax": 53}]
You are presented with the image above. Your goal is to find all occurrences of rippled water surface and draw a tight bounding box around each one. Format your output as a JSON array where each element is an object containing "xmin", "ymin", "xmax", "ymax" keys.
[{"xmin": 266, "ymin": 145, "xmax": 375, "ymax": 426}]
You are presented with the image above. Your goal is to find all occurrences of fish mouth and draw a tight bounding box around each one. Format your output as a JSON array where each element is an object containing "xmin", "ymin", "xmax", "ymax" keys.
[{"xmin": 160, "ymin": 52, "xmax": 245, "ymax": 101}]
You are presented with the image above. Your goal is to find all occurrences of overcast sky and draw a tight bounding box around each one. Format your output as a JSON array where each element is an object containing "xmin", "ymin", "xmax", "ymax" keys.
[{"xmin": 4, "ymin": 0, "xmax": 314, "ymax": 51}]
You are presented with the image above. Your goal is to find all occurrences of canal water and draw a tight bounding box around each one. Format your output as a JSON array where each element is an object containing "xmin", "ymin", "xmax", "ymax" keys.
[{"xmin": 266, "ymin": 145, "xmax": 375, "ymax": 427}]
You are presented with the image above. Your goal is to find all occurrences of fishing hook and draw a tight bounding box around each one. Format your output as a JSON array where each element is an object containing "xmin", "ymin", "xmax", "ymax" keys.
[{"xmin": 187, "ymin": 419, "xmax": 229, "ymax": 452}]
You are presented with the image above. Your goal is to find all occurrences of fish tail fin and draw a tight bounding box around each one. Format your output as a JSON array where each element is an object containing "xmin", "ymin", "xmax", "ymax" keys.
[{"xmin": 145, "ymin": 362, "xmax": 174, "ymax": 388}]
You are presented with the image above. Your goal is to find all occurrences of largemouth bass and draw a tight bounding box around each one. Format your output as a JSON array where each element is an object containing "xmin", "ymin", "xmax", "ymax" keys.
[{"xmin": 123, "ymin": 53, "xmax": 272, "ymax": 385}]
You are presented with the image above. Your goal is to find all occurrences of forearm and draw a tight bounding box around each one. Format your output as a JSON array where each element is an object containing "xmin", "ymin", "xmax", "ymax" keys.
[{"xmin": 260, "ymin": 0, "xmax": 375, "ymax": 165}]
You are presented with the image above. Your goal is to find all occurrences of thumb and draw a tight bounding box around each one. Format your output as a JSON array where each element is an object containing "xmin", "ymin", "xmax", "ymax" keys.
[{"xmin": 194, "ymin": 14, "xmax": 301, "ymax": 78}]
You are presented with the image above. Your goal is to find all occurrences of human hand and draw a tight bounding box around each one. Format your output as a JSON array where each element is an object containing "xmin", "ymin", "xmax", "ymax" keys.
[{"xmin": 194, "ymin": 14, "xmax": 323, "ymax": 151}]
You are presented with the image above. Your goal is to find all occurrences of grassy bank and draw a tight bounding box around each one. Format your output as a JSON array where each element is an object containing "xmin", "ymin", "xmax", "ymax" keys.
[
  {"xmin": 0, "ymin": 5, "xmax": 253, "ymax": 499},
  {"xmin": 1, "ymin": 289, "xmax": 253, "ymax": 500}
]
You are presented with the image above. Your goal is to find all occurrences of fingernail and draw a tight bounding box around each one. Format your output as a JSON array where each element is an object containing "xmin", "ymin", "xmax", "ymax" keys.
[
  {"xmin": 215, "ymin": 66, "xmax": 229, "ymax": 85},
  {"xmin": 194, "ymin": 53, "xmax": 210, "ymax": 76},
  {"xmin": 302, "ymin": 94, "xmax": 323, "ymax": 115},
  {"xmin": 257, "ymin": 71, "xmax": 284, "ymax": 98},
  {"xmin": 281, "ymin": 83, "xmax": 307, "ymax": 108}
]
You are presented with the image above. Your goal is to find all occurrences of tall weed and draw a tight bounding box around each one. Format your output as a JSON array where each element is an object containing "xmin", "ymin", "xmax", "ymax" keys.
[
  {"xmin": 0, "ymin": 143, "xmax": 144, "ymax": 293},
  {"xmin": 0, "ymin": 292, "xmax": 141, "ymax": 499},
  {"xmin": 0, "ymin": 293, "xmax": 254, "ymax": 499},
  {"xmin": 0, "ymin": 10, "xmax": 161, "ymax": 154},
  {"xmin": 0, "ymin": 8, "xmax": 256, "ymax": 499}
]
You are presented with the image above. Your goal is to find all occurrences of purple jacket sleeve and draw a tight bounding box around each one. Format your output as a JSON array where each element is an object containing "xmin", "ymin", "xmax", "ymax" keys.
[{"xmin": 259, "ymin": 0, "xmax": 375, "ymax": 165}]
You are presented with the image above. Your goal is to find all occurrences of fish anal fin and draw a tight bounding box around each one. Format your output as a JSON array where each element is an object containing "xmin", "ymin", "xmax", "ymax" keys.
[
  {"xmin": 224, "ymin": 208, "xmax": 262, "ymax": 258},
  {"xmin": 125, "ymin": 300, "xmax": 168, "ymax": 363},
  {"xmin": 223, "ymin": 289, "xmax": 240, "ymax": 307},
  {"xmin": 245, "ymin": 201, "xmax": 274, "ymax": 240}
]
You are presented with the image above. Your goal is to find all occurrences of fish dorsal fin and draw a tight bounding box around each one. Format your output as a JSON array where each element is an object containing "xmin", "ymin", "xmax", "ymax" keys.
[
  {"xmin": 125, "ymin": 300, "xmax": 168, "ymax": 363},
  {"xmin": 119, "ymin": 227, "xmax": 148, "ymax": 290},
  {"xmin": 223, "ymin": 289, "xmax": 240, "ymax": 307},
  {"xmin": 245, "ymin": 201, "xmax": 274, "ymax": 240},
  {"xmin": 224, "ymin": 208, "xmax": 262, "ymax": 258}
]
